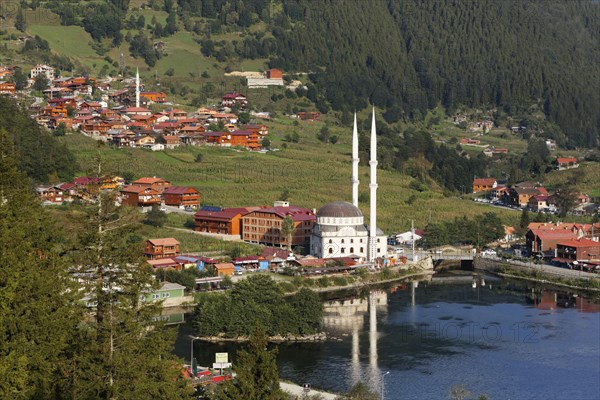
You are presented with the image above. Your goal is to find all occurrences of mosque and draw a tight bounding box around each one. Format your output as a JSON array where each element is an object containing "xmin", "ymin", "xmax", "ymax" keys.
[{"xmin": 310, "ymin": 109, "xmax": 387, "ymax": 263}]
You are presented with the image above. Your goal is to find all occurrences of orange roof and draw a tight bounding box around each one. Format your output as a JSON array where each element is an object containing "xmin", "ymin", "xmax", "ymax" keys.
[
  {"xmin": 120, "ymin": 185, "xmax": 158, "ymax": 194},
  {"xmin": 556, "ymin": 157, "xmax": 577, "ymax": 163},
  {"xmin": 214, "ymin": 263, "xmax": 235, "ymax": 270},
  {"xmin": 473, "ymin": 178, "xmax": 496, "ymax": 186},
  {"xmin": 557, "ymin": 238, "xmax": 600, "ymax": 248},
  {"xmin": 147, "ymin": 238, "xmax": 180, "ymax": 246},
  {"xmin": 134, "ymin": 177, "xmax": 168, "ymax": 184}
]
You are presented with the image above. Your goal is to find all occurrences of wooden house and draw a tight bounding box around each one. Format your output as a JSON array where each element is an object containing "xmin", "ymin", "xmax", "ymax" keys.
[
  {"xmin": 144, "ymin": 238, "xmax": 180, "ymax": 260},
  {"xmin": 132, "ymin": 177, "xmax": 171, "ymax": 194},
  {"xmin": 120, "ymin": 185, "xmax": 161, "ymax": 207},
  {"xmin": 162, "ymin": 186, "xmax": 201, "ymax": 209}
]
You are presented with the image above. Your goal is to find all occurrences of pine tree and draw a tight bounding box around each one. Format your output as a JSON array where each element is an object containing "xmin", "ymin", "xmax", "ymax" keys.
[
  {"xmin": 215, "ymin": 327, "xmax": 286, "ymax": 400},
  {"xmin": 64, "ymin": 190, "xmax": 192, "ymax": 399},
  {"xmin": 15, "ymin": 7, "xmax": 27, "ymax": 32},
  {"xmin": 0, "ymin": 130, "xmax": 81, "ymax": 398}
]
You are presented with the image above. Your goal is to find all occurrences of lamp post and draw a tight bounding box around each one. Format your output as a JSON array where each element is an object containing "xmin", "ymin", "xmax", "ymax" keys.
[
  {"xmin": 381, "ymin": 371, "xmax": 390, "ymax": 400},
  {"xmin": 190, "ymin": 336, "xmax": 200, "ymax": 376}
]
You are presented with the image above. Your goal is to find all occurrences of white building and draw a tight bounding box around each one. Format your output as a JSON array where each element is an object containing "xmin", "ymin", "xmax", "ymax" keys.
[
  {"xmin": 310, "ymin": 110, "xmax": 386, "ymax": 263},
  {"xmin": 30, "ymin": 64, "xmax": 55, "ymax": 81}
]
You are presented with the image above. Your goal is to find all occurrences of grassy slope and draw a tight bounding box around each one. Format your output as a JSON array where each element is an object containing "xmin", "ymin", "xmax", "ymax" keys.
[{"xmin": 60, "ymin": 115, "xmax": 522, "ymax": 234}]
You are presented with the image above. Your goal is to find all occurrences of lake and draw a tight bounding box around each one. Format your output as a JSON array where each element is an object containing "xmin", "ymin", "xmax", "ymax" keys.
[{"xmin": 174, "ymin": 276, "xmax": 600, "ymax": 399}]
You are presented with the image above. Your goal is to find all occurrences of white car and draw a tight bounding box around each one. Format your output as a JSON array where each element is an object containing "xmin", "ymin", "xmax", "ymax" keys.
[
  {"xmin": 481, "ymin": 249, "xmax": 497, "ymax": 257},
  {"xmin": 159, "ymin": 206, "xmax": 167, "ymax": 212}
]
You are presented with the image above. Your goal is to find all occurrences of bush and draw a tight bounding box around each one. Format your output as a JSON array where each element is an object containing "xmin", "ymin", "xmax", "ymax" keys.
[
  {"xmin": 332, "ymin": 276, "xmax": 347, "ymax": 286},
  {"xmin": 317, "ymin": 276, "xmax": 330, "ymax": 288}
]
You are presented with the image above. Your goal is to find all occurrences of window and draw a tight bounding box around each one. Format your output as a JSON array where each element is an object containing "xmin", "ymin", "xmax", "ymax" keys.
[
  {"xmin": 329, "ymin": 248, "xmax": 333, "ymax": 254},
  {"xmin": 329, "ymin": 239, "xmax": 332, "ymax": 244},
  {"xmin": 377, "ymin": 248, "xmax": 380, "ymax": 253},
  {"xmin": 151, "ymin": 294, "xmax": 159, "ymax": 299},
  {"xmin": 351, "ymin": 239, "xmax": 354, "ymax": 243},
  {"xmin": 350, "ymin": 247, "xmax": 354, "ymax": 253},
  {"xmin": 162, "ymin": 292, "xmax": 170, "ymax": 298},
  {"xmin": 341, "ymin": 248, "xmax": 345, "ymax": 254},
  {"xmin": 360, "ymin": 247, "xmax": 364, "ymax": 253},
  {"xmin": 377, "ymin": 238, "xmax": 380, "ymax": 243},
  {"xmin": 341, "ymin": 239, "xmax": 345, "ymax": 244}
]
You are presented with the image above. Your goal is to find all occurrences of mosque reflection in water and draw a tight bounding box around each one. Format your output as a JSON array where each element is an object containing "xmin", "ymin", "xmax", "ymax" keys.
[{"xmin": 319, "ymin": 279, "xmax": 599, "ymax": 390}]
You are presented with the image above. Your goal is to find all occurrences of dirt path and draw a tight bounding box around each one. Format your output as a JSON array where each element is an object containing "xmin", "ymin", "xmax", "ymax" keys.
[{"xmin": 280, "ymin": 381, "xmax": 338, "ymax": 399}]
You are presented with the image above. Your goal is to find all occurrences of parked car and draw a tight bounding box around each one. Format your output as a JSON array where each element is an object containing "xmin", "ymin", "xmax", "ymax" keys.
[
  {"xmin": 481, "ymin": 249, "xmax": 497, "ymax": 257},
  {"xmin": 184, "ymin": 206, "xmax": 194, "ymax": 212},
  {"xmin": 159, "ymin": 206, "xmax": 167, "ymax": 212}
]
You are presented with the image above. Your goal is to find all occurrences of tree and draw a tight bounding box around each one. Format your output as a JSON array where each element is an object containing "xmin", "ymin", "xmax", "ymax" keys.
[
  {"xmin": 329, "ymin": 135, "xmax": 338, "ymax": 144},
  {"xmin": 337, "ymin": 382, "xmax": 379, "ymax": 400},
  {"xmin": 0, "ymin": 130, "xmax": 81, "ymax": 398},
  {"xmin": 145, "ymin": 204, "xmax": 167, "ymax": 227},
  {"xmin": 519, "ymin": 209, "xmax": 530, "ymax": 235},
  {"xmin": 65, "ymin": 191, "xmax": 192, "ymax": 399},
  {"xmin": 33, "ymin": 74, "xmax": 49, "ymax": 92},
  {"xmin": 279, "ymin": 188, "xmax": 290, "ymax": 201},
  {"xmin": 215, "ymin": 327, "xmax": 286, "ymax": 400},
  {"xmin": 15, "ymin": 7, "xmax": 27, "ymax": 32},
  {"xmin": 12, "ymin": 68, "xmax": 28, "ymax": 90},
  {"xmin": 317, "ymin": 125, "xmax": 330, "ymax": 142},
  {"xmin": 554, "ymin": 185, "xmax": 577, "ymax": 217},
  {"xmin": 54, "ymin": 122, "xmax": 67, "ymax": 136},
  {"xmin": 281, "ymin": 216, "xmax": 295, "ymax": 251},
  {"xmin": 195, "ymin": 153, "xmax": 204, "ymax": 163},
  {"xmin": 262, "ymin": 137, "xmax": 271, "ymax": 149},
  {"xmin": 238, "ymin": 112, "xmax": 251, "ymax": 124}
]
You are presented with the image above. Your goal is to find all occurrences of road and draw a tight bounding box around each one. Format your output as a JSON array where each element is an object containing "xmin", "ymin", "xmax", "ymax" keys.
[
  {"xmin": 492, "ymin": 256, "xmax": 599, "ymax": 279},
  {"xmin": 280, "ymin": 381, "xmax": 337, "ymax": 400}
]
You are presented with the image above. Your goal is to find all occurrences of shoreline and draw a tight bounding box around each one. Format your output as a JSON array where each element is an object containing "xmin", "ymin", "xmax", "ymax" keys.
[{"xmin": 194, "ymin": 269, "xmax": 435, "ymax": 343}]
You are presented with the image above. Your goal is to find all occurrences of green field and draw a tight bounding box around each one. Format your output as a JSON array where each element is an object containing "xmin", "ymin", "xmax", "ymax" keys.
[
  {"xmin": 60, "ymin": 116, "xmax": 522, "ymax": 234},
  {"xmin": 27, "ymin": 25, "xmax": 113, "ymax": 72}
]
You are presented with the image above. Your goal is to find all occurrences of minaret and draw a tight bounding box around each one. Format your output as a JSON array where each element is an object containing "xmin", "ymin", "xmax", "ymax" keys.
[
  {"xmin": 368, "ymin": 107, "xmax": 378, "ymax": 263},
  {"xmin": 135, "ymin": 67, "xmax": 140, "ymax": 108},
  {"xmin": 352, "ymin": 112, "xmax": 359, "ymax": 208}
]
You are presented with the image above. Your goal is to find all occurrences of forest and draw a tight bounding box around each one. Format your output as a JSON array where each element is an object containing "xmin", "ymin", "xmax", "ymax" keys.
[{"xmin": 35, "ymin": 0, "xmax": 599, "ymax": 150}]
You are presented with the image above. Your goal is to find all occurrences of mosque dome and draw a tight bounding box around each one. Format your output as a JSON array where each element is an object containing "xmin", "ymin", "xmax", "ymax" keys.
[{"xmin": 317, "ymin": 201, "xmax": 363, "ymax": 219}]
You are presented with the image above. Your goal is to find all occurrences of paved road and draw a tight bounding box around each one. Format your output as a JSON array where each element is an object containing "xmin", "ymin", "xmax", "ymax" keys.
[
  {"xmin": 494, "ymin": 256, "xmax": 599, "ymax": 279},
  {"xmin": 280, "ymin": 381, "xmax": 337, "ymax": 400}
]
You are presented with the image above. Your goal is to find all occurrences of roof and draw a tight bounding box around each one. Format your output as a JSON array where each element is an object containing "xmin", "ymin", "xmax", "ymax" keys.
[
  {"xmin": 147, "ymin": 258, "xmax": 178, "ymax": 268},
  {"xmin": 160, "ymin": 282, "xmax": 186, "ymax": 291},
  {"xmin": 120, "ymin": 185, "xmax": 157, "ymax": 194},
  {"xmin": 147, "ymin": 238, "xmax": 180, "ymax": 246},
  {"xmin": 214, "ymin": 263, "xmax": 235, "ymax": 270},
  {"xmin": 163, "ymin": 186, "xmax": 199, "ymax": 195},
  {"xmin": 248, "ymin": 205, "xmax": 315, "ymax": 222},
  {"xmin": 556, "ymin": 157, "xmax": 577, "ymax": 163},
  {"xmin": 473, "ymin": 178, "xmax": 496, "ymax": 186},
  {"xmin": 557, "ymin": 238, "xmax": 600, "ymax": 248},
  {"xmin": 133, "ymin": 177, "xmax": 169, "ymax": 184},
  {"xmin": 317, "ymin": 201, "xmax": 363, "ymax": 218},
  {"xmin": 194, "ymin": 206, "xmax": 260, "ymax": 221}
]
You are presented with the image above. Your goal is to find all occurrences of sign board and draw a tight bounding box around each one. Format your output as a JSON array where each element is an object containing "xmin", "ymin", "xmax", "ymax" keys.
[
  {"xmin": 215, "ymin": 352, "xmax": 229, "ymax": 363},
  {"xmin": 213, "ymin": 362, "xmax": 232, "ymax": 369}
]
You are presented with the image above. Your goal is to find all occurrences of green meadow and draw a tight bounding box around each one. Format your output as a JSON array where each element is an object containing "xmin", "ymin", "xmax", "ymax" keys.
[{"xmin": 60, "ymin": 116, "xmax": 521, "ymax": 234}]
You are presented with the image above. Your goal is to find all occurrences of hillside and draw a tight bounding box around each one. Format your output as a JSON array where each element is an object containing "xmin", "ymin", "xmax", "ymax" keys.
[{"xmin": 2, "ymin": 0, "xmax": 598, "ymax": 148}]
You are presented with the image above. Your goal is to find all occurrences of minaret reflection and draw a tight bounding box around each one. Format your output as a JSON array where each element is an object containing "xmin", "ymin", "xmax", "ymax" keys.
[
  {"xmin": 321, "ymin": 291, "xmax": 388, "ymax": 386},
  {"xmin": 368, "ymin": 290, "xmax": 388, "ymax": 386}
]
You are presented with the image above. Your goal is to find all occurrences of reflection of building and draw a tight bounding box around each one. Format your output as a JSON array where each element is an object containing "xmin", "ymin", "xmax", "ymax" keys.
[{"xmin": 322, "ymin": 291, "xmax": 388, "ymax": 386}]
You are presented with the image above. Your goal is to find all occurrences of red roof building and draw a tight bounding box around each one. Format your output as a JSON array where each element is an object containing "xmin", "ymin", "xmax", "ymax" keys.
[
  {"xmin": 194, "ymin": 207, "xmax": 261, "ymax": 236},
  {"xmin": 132, "ymin": 177, "xmax": 172, "ymax": 194},
  {"xmin": 472, "ymin": 178, "xmax": 497, "ymax": 193},
  {"xmin": 144, "ymin": 238, "xmax": 181, "ymax": 260},
  {"xmin": 162, "ymin": 186, "xmax": 200, "ymax": 209},
  {"xmin": 120, "ymin": 185, "xmax": 161, "ymax": 207},
  {"xmin": 242, "ymin": 205, "xmax": 316, "ymax": 248},
  {"xmin": 556, "ymin": 238, "xmax": 600, "ymax": 261}
]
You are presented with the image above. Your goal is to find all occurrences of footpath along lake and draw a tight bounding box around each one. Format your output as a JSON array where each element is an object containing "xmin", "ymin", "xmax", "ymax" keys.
[{"xmin": 174, "ymin": 277, "xmax": 600, "ymax": 399}]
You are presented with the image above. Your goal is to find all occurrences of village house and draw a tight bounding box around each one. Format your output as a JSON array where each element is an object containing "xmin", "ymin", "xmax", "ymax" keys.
[
  {"xmin": 140, "ymin": 282, "xmax": 192, "ymax": 308},
  {"xmin": 556, "ymin": 238, "xmax": 600, "ymax": 263},
  {"xmin": 460, "ymin": 138, "xmax": 480, "ymax": 145},
  {"xmin": 555, "ymin": 157, "xmax": 579, "ymax": 171},
  {"xmin": 523, "ymin": 222, "xmax": 600, "ymax": 254},
  {"xmin": 132, "ymin": 177, "xmax": 171, "ymax": 194},
  {"xmin": 144, "ymin": 238, "xmax": 181, "ymax": 260},
  {"xmin": 194, "ymin": 206, "xmax": 261, "ymax": 236},
  {"xmin": 472, "ymin": 178, "xmax": 497, "ymax": 193},
  {"xmin": 36, "ymin": 185, "xmax": 66, "ymax": 204},
  {"xmin": 162, "ymin": 186, "xmax": 201, "ymax": 209},
  {"xmin": 120, "ymin": 185, "xmax": 161, "ymax": 207},
  {"xmin": 545, "ymin": 139, "xmax": 557, "ymax": 150},
  {"xmin": 527, "ymin": 194, "xmax": 549, "ymax": 212},
  {"xmin": 483, "ymin": 147, "xmax": 509, "ymax": 157},
  {"xmin": 296, "ymin": 111, "xmax": 321, "ymax": 121},
  {"xmin": 30, "ymin": 64, "xmax": 55, "ymax": 81},
  {"xmin": 140, "ymin": 91, "xmax": 167, "ymax": 103},
  {"xmin": 0, "ymin": 82, "xmax": 16, "ymax": 95},
  {"xmin": 241, "ymin": 202, "xmax": 316, "ymax": 249},
  {"xmin": 146, "ymin": 258, "xmax": 181, "ymax": 270},
  {"xmin": 242, "ymin": 123, "xmax": 268, "ymax": 136},
  {"xmin": 221, "ymin": 93, "xmax": 247, "ymax": 109},
  {"xmin": 212, "ymin": 263, "xmax": 236, "ymax": 277},
  {"xmin": 230, "ymin": 130, "xmax": 261, "ymax": 150}
]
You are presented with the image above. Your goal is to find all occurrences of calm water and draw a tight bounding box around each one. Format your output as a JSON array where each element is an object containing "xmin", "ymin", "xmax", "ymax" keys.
[{"xmin": 174, "ymin": 277, "xmax": 600, "ymax": 400}]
